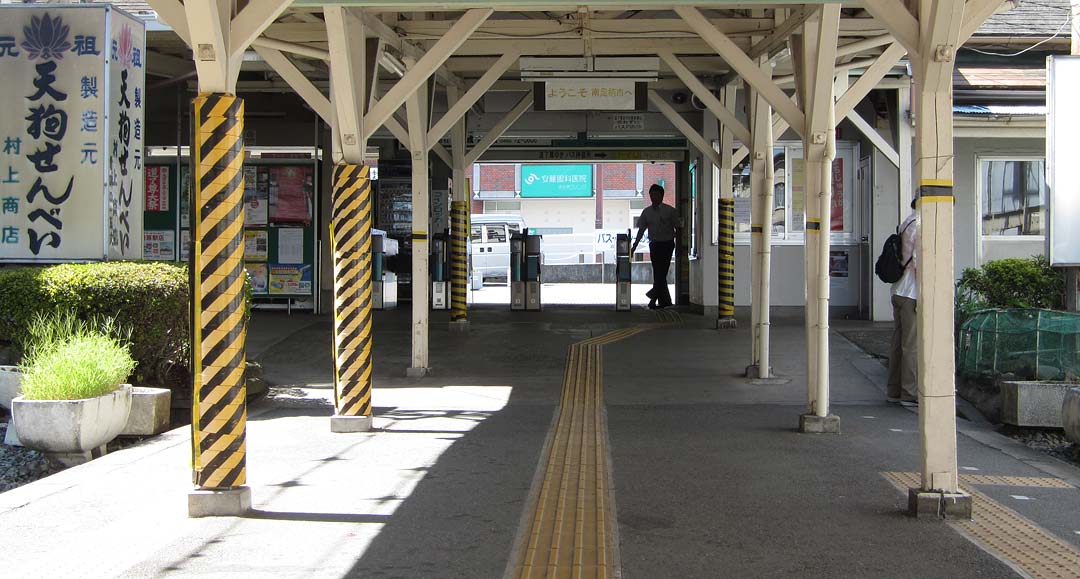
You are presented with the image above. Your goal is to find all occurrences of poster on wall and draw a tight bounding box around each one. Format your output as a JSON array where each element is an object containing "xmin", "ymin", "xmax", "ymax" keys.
[
  {"xmin": 179, "ymin": 229, "xmax": 189, "ymax": 262},
  {"xmin": 831, "ymin": 158, "xmax": 844, "ymax": 231},
  {"xmin": 244, "ymin": 229, "xmax": 267, "ymax": 261},
  {"xmin": 269, "ymin": 165, "xmax": 312, "ymax": 223},
  {"xmin": 791, "ymin": 159, "xmax": 805, "ymax": 231},
  {"xmin": 0, "ymin": 6, "xmax": 144, "ymax": 261},
  {"xmin": 243, "ymin": 166, "xmax": 266, "ymax": 226},
  {"xmin": 179, "ymin": 164, "xmax": 190, "ymax": 228},
  {"xmin": 277, "ymin": 227, "xmax": 303, "ymax": 264},
  {"xmin": 145, "ymin": 166, "xmax": 168, "ymax": 211},
  {"xmin": 268, "ymin": 264, "xmax": 312, "ymax": 295},
  {"xmin": 143, "ymin": 230, "xmax": 174, "ymax": 260},
  {"xmin": 106, "ymin": 8, "xmax": 145, "ymax": 260},
  {"xmin": 245, "ymin": 263, "xmax": 268, "ymax": 294}
]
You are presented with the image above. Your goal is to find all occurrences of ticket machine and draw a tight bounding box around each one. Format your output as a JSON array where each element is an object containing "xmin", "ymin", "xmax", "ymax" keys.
[
  {"xmin": 372, "ymin": 234, "xmax": 397, "ymax": 310},
  {"xmin": 431, "ymin": 232, "xmax": 450, "ymax": 310},
  {"xmin": 615, "ymin": 231, "xmax": 631, "ymax": 311}
]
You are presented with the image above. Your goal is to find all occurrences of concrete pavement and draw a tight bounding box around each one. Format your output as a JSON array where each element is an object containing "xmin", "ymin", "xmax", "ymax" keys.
[{"xmin": 1, "ymin": 306, "xmax": 1079, "ymax": 578}]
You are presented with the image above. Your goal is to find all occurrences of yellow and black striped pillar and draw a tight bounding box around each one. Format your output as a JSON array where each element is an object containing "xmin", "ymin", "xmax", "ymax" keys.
[
  {"xmin": 330, "ymin": 163, "xmax": 374, "ymax": 419},
  {"xmin": 718, "ymin": 198, "xmax": 736, "ymax": 327},
  {"xmin": 450, "ymin": 201, "xmax": 469, "ymax": 322},
  {"xmin": 191, "ymin": 94, "xmax": 247, "ymax": 489}
]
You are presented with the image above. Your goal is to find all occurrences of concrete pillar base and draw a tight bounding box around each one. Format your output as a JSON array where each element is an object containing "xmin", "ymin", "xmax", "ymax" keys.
[
  {"xmin": 908, "ymin": 488, "xmax": 972, "ymax": 520},
  {"xmin": 745, "ymin": 364, "xmax": 774, "ymax": 379},
  {"xmin": 188, "ymin": 486, "xmax": 252, "ymax": 518},
  {"xmin": 716, "ymin": 317, "xmax": 738, "ymax": 330},
  {"xmin": 48, "ymin": 445, "xmax": 108, "ymax": 467},
  {"xmin": 406, "ymin": 367, "xmax": 430, "ymax": 378},
  {"xmin": 330, "ymin": 414, "xmax": 373, "ymax": 433},
  {"xmin": 798, "ymin": 413, "xmax": 840, "ymax": 434},
  {"xmin": 448, "ymin": 320, "xmax": 470, "ymax": 333}
]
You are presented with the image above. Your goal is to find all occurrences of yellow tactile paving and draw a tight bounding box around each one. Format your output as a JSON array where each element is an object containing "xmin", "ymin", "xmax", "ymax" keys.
[
  {"xmin": 883, "ymin": 471, "xmax": 1080, "ymax": 579},
  {"xmin": 512, "ymin": 327, "xmax": 650, "ymax": 579},
  {"xmin": 959, "ymin": 474, "xmax": 1075, "ymax": 489}
]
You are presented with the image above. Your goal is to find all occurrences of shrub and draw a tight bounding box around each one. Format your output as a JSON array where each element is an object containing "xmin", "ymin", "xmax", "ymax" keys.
[
  {"xmin": 955, "ymin": 256, "xmax": 1065, "ymax": 327},
  {"xmin": 19, "ymin": 312, "xmax": 136, "ymax": 400},
  {"xmin": 0, "ymin": 262, "xmax": 189, "ymax": 385}
]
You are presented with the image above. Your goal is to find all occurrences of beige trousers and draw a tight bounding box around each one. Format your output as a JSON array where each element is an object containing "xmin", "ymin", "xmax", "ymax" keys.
[{"xmin": 887, "ymin": 295, "xmax": 917, "ymax": 400}]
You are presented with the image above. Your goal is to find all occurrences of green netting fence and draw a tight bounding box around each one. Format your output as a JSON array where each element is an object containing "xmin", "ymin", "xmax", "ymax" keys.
[{"xmin": 957, "ymin": 308, "xmax": 1080, "ymax": 382}]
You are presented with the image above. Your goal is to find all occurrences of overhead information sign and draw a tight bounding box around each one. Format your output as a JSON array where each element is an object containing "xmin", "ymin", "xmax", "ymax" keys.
[
  {"xmin": 540, "ymin": 80, "xmax": 644, "ymax": 111},
  {"xmin": 0, "ymin": 5, "xmax": 144, "ymax": 262},
  {"xmin": 521, "ymin": 164, "xmax": 593, "ymax": 198},
  {"xmin": 1047, "ymin": 56, "xmax": 1080, "ymax": 266}
]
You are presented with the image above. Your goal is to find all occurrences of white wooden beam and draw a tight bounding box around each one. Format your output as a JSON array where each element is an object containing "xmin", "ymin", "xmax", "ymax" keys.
[
  {"xmin": 184, "ymin": 0, "xmax": 230, "ymax": 93},
  {"xmin": 648, "ymin": 90, "xmax": 724, "ymax": 170},
  {"xmin": 861, "ymin": 0, "xmax": 920, "ymax": 57},
  {"xmin": 733, "ymin": 115, "xmax": 788, "ymax": 166},
  {"xmin": 254, "ymin": 46, "xmax": 332, "ymax": 125},
  {"xmin": 676, "ymin": 6, "xmax": 805, "ymax": 137},
  {"xmin": 960, "ymin": 0, "xmax": 1007, "ymax": 43},
  {"xmin": 464, "ymin": 91, "xmax": 532, "ymax": 166},
  {"xmin": 834, "ymin": 42, "xmax": 907, "ymax": 119},
  {"xmin": 146, "ymin": 0, "xmax": 190, "ymax": 45},
  {"xmin": 325, "ymin": 6, "xmax": 368, "ymax": 163},
  {"xmin": 364, "ymin": 8, "xmax": 493, "ymax": 141},
  {"xmin": 361, "ymin": 13, "xmax": 464, "ymax": 90},
  {"xmin": 846, "ymin": 110, "xmax": 899, "ymax": 167},
  {"xmin": 658, "ymin": 51, "xmax": 751, "ymax": 146},
  {"xmin": 427, "ymin": 50, "xmax": 519, "ymax": 149},
  {"xmin": 384, "ymin": 116, "xmax": 453, "ymax": 167},
  {"xmin": 251, "ymin": 37, "xmax": 330, "ymax": 62},
  {"xmin": 229, "ymin": 0, "xmax": 291, "ymax": 86},
  {"xmin": 746, "ymin": 7, "xmax": 811, "ymax": 60}
]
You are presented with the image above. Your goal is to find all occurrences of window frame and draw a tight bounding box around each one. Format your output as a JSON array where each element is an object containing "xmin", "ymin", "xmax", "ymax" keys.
[{"xmin": 975, "ymin": 155, "xmax": 1047, "ymax": 241}]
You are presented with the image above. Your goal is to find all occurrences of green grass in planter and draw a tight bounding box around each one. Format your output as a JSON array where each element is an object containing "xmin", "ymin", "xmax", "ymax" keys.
[{"xmin": 20, "ymin": 335, "xmax": 136, "ymax": 401}]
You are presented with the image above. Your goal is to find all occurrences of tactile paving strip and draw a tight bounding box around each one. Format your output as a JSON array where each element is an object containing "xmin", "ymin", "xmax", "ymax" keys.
[
  {"xmin": 883, "ymin": 471, "xmax": 1080, "ymax": 579},
  {"xmin": 959, "ymin": 474, "xmax": 1074, "ymax": 489},
  {"xmin": 511, "ymin": 327, "xmax": 647, "ymax": 579}
]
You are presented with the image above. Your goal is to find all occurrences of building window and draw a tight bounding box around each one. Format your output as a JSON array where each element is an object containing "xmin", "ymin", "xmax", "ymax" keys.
[
  {"xmin": 483, "ymin": 200, "xmax": 521, "ymax": 214},
  {"xmin": 979, "ymin": 158, "xmax": 1046, "ymax": 237}
]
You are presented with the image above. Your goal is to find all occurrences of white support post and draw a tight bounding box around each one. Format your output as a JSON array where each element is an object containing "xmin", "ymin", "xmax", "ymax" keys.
[
  {"xmin": 898, "ymin": 87, "xmax": 913, "ymax": 213},
  {"xmin": 182, "ymin": 0, "xmax": 231, "ymax": 93},
  {"xmin": 406, "ymin": 69, "xmax": 431, "ymax": 376},
  {"xmin": 908, "ymin": 0, "xmax": 971, "ymax": 518},
  {"xmin": 797, "ymin": 4, "xmax": 841, "ymax": 434},
  {"xmin": 325, "ymin": 6, "xmax": 368, "ymax": 163},
  {"xmin": 717, "ymin": 84, "xmax": 736, "ymax": 328},
  {"xmin": 448, "ymin": 84, "xmax": 471, "ymax": 330},
  {"xmin": 749, "ymin": 43, "xmax": 775, "ymax": 379}
]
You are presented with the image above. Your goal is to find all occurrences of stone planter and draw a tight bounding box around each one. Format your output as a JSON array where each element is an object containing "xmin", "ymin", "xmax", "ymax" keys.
[
  {"xmin": 0, "ymin": 365, "xmax": 22, "ymax": 409},
  {"xmin": 120, "ymin": 387, "xmax": 171, "ymax": 436},
  {"xmin": 1000, "ymin": 380, "xmax": 1076, "ymax": 428},
  {"xmin": 1064, "ymin": 388, "xmax": 1080, "ymax": 445},
  {"xmin": 12, "ymin": 384, "xmax": 132, "ymax": 466}
]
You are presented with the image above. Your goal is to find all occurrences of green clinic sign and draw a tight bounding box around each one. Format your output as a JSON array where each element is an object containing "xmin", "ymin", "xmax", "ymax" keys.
[{"xmin": 521, "ymin": 164, "xmax": 593, "ymax": 198}]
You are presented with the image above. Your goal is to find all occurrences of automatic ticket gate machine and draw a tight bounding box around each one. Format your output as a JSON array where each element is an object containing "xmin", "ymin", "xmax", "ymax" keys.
[
  {"xmin": 511, "ymin": 232, "xmax": 542, "ymax": 311},
  {"xmin": 372, "ymin": 234, "xmax": 398, "ymax": 310},
  {"xmin": 615, "ymin": 231, "xmax": 632, "ymax": 311},
  {"xmin": 431, "ymin": 232, "xmax": 450, "ymax": 310}
]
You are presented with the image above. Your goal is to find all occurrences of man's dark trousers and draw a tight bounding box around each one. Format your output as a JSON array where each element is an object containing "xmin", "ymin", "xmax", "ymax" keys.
[{"xmin": 649, "ymin": 240, "xmax": 675, "ymax": 306}]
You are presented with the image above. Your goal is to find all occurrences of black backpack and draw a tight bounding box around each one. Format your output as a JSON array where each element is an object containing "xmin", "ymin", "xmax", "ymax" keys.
[{"xmin": 874, "ymin": 221, "xmax": 913, "ymax": 283}]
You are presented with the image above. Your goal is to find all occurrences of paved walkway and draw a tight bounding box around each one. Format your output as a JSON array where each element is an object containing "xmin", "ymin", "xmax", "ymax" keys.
[{"xmin": 2, "ymin": 307, "xmax": 1080, "ymax": 578}]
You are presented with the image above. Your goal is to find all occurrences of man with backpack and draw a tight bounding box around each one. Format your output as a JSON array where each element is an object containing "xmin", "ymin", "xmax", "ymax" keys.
[{"xmin": 886, "ymin": 199, "xmax": 919, "ymax": 404}]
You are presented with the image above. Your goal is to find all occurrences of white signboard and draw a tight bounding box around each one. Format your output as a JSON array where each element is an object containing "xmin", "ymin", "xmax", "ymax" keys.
[
  {"xmin": 0, "ymin": 5, "xmax": 143, "ymax": 261},
  {"xmin": 1047, "ymin": 56, "xmax": 1080, "ymax": 266},
  {"xmin": 544, "ymin": 79, "xmax": 637, "ymax": 111}
]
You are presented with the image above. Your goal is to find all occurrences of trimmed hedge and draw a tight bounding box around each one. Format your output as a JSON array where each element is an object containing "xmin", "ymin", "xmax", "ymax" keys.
[
  {"xmin": 955, "ymin": 255, "xmax": 1066, "ymax": 328},
  {"xmin": 0, "ymin": 262, "xmax": 189, "ymax": 385}
]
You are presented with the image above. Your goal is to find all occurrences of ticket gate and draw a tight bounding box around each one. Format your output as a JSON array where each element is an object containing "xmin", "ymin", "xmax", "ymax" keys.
[
  {"xmin": 431, "ymin": 232, "xmax": 450, "ymax": 310},
  {"xmin": 372, "ymin": 234, "xmax": 397, "ymax": 310},
  {"xmin": 511, "ymin": 232, "xmax": 542, "ymax": 311},
  {"xmin": 615, "ymin": 231, "xmax": 631, "ymax": 311}
]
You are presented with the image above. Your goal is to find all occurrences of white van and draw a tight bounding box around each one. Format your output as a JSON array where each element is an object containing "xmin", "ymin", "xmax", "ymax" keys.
[{"xmin": 471, "ymin": 214, "xmax": 525, "ymax": 283}]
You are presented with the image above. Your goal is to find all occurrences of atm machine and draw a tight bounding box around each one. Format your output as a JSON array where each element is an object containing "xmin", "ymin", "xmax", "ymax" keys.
[
  {"xmin": 431, "ymin": 232, "xmax": 450, "ymax": 310},
  {"xmin": 615, "ymin": 231, "xmax": 631, "ymax": 311},
  {"xmin": 372, "ymin": 232, "xmax": 398, "ymax": 310}
]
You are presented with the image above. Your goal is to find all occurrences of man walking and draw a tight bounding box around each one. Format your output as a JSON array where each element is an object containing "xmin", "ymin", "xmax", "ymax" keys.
[
  {"xmin": 887, "ymin": 199, "xmax": 919, "ymax": 403},
  {"xmin": 631, "ymin": 184, "xmax": 680, "ymax": 309}
]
